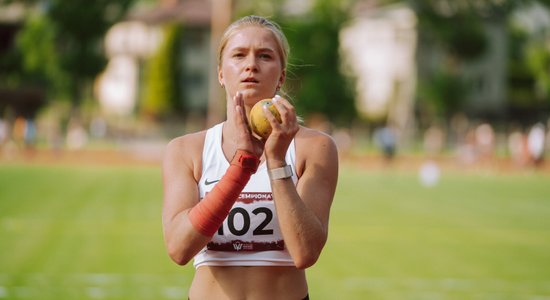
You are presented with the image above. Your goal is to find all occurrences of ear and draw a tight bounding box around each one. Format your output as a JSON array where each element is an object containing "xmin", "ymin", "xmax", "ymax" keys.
[
  {"xmin": 218, "ymin": 66, "xmax": 224, "ymax": 87},
  {"xmin": 278, "ymin": 69, "xmax": 286, "ymax": 89}
]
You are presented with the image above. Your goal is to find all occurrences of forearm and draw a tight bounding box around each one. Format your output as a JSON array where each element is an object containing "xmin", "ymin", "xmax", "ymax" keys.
[
  {"xmin": 270, "ymin": 177, "xmax": 327, "ymax": 269},
  {"xmin": 265, "ymin": 129, "xmax": 338, "ymax": 270},
  {"xmin": 189, "ymin": 150, "xmax": 259, "ymax": 235},
  {"xmin": 164, "ymin": 149, "xmax": 260, "ymax": 264},
  {"xmin": 164, "ymin": 164, "xmax": 252, "ymax": 265},
  {"xmin": 163, "ymin": 210, "xmax": 212, "ymax": 265}
]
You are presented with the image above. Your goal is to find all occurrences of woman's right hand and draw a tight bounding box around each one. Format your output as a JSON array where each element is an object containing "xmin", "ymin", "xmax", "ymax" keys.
[{"xmin": 233, "ymin": 92, "xmax": 264, "ymax": 158}]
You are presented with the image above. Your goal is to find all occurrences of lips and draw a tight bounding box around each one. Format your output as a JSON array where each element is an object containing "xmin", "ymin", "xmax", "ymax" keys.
[{"xmin": 242, "ymin": 77, "xmax": 259, "ymax": 83}]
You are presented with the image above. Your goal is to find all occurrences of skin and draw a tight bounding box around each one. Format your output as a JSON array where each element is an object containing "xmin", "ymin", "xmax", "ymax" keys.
[{"xmin": 162, "ymin": 25, "xmax": 339, "ymax": 299}]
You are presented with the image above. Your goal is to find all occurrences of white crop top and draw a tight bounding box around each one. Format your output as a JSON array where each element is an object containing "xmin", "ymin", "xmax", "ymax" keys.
[{"xmin": 193, "ymin": 123, "xmax": 298, "ymax": 268}]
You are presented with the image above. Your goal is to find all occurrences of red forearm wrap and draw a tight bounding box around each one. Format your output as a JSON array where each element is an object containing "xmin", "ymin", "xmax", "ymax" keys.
[{"xmin": 188, "ymin": 150, "xmax": 259, "ymax": 236}]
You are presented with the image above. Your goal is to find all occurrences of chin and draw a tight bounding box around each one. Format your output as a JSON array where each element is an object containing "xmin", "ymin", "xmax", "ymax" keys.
[{"xmin": 240, "ymin": 91, "xmax": 274, "ymax": 106}]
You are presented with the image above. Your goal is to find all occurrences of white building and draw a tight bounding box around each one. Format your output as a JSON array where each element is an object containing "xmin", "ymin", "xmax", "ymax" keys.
[{"xmin": 340, "ymin": 3, "xmax": 417, "ymax": 139}]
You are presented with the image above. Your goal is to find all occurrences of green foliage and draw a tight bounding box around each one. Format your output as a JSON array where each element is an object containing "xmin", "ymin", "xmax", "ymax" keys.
[
  {"xmin": 141, "ymin": 23, "xmax": 182, "ymax": 119},
  {"xmin": 505, "ymin": 2, "xmax": 550, "ymax": 116},
  {"xmin": 411, "ymin": 0, "xmax": 550, "ymax": 123},
  {"xmin": 408, "ymin": 0, "xmax": 517, "ymax": 20},
  {"xmin": 507, "ymin": 67, "xmax": 535, "ymax": 110},
  {"xmin": 507, "ymin": 26, "xmax": 539, "ymax": 110},
  {"xmin": 10, "ymin": 0, "xmax": 134, "ymax": 109},
  {"xmin": 440, "ymin": 18, "xmax": 488, "ymax": 60},
  {"xmin": 16, "ymin": 15, "xmax": 65, "ymax": 92},
  {"xmin": 411, "ymin": 0, "xmax": 490, "ymax": 62},
  {"xmin": 525, "ymin": 39, "xmax": 550, "ymax": 98},
  {"xmin": 418, "ymin": 69, "xmax": 465, "ymax": 118},
  {"xmin": 278, "ymin": 1, "xmax": 357, "ymax": 126},
  {"xmin": 410, "ymin": 0, "xmax": 508, "ymax": 123},
  {"xmin": 47, "ymin": 0, "xmax": 133, "ymax": 106},
  {"xmin": 0, "ymin": 27, "xmax": 24, "ymax": 88}
]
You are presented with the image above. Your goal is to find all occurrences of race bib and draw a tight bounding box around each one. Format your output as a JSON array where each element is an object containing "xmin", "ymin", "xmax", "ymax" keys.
[{"xmin": 206, "ymin": 192, "xmax": 285, "ymax": 252}]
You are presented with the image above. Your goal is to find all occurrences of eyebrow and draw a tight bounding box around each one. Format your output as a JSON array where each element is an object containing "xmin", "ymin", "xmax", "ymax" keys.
[{"xmin": 229, "ymin": 47, "xmax": 276, "ymax": 53}]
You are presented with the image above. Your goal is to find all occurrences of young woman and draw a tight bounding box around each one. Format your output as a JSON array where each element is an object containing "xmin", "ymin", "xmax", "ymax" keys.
[{"xmin": 162, "ymin": 15, "xmax": 338, "ymax": 300}]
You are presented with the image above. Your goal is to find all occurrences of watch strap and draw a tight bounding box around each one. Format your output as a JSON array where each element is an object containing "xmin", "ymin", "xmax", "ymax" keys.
[{"xmin": 268, "ymin": 164, "xmax": 293, "ymax": 180}]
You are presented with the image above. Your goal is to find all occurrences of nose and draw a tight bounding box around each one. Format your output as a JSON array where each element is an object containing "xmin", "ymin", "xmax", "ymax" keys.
[{"xmin": 244, "ymin": 54, "xmax": 258, "ymax": 72}]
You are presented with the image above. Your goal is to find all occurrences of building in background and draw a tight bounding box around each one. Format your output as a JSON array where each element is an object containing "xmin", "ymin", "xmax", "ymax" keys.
[
  {"xmin": 340, "ymin": 2, "xmax": 417, "ymax": 143},
  {"xmin": 95, "ymin": 0, "xmax": 211, "ymax": 119},
  {"xmin": 96, "ymin": 21, "xmax": 162, "ymax": 116}
]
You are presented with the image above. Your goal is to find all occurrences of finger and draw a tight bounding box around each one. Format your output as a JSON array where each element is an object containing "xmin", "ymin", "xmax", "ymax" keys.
[
  {"xmin": 232, "ymin": 91, "xmax": 240, "ymax": 111},
  {"xmin": 273, "ymin": 95, "xmax": 294, "ymax": 111},
  {"xmin": 234, "ymin": 92, "xmax": 246, "ymax": 127},
  {"xmin": 235, "ymin": 91, "xmax": 243, "ymax": 109},
  {"xmin": 263, "ymin": 103, "xmax": 282, "ymax": 132},
  {"xmin": 238, "ymin": 94, "xmax": 250, "ymax": 126},
  {"xmin": 272, "ymin": 95, "xmax": 296, "ymax": 125}
]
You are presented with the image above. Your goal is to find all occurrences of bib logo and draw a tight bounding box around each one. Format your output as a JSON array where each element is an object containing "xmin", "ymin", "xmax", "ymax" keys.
[
  {"xmin": 233, "ymin": 243, "xmax": 243, "ymax": 251},
  {"xmin": 207, "ymin": 239, "xmax": 285, "ymax": 251},
  {"xmin": 232, "ymin": 242, "xmax": 253, "ymax": 251}
]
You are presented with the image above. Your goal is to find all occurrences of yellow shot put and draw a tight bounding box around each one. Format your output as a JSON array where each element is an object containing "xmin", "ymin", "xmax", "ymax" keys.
[{"xmin": 249, "ymin": 98, "xmax": 282, "ymax": 139}]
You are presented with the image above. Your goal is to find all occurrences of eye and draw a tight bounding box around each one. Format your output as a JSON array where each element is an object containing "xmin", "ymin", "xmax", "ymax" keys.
[{"xmin": 259, "ymin": 53, "xmax": 273, "ymax": 60}]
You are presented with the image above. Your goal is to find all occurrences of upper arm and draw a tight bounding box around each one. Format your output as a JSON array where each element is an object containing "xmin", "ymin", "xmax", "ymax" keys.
[
  {"xmin": 295, "ymin": 129, "xmax": 339, "ymax": 233},
  {"xmin": 162, "ymin": 133, "xmax": 203, "ymax": 229}
]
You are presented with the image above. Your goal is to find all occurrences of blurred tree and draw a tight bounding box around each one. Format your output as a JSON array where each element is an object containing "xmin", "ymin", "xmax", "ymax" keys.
[
  {"xmin": 417, "ymin": 68, "xmax": 464, "ymax": 118},
  {"xmin": 276, "ymin": 0, "xmax": 357, "ymax": 127},
  {"xmin": 0, "ymin": 6, "xmax": 53, "ymax": 121},
  {"xmin": 12, "ymin": 0, "xmax": 134, "ymax": 116},
  {"xmin": 0, "ymin": 24, "xmax": 24, "ymax": 88},
  {"xmin": 411, "ymin": 0, "xmax": 550, "ymax": 123},
  {"xmin": 507, "ymin": 27, "xmax": 537, "ymax": 113},
  {"xmin": 507, "ymin": 1, "xmax": 550, "ymax": 123},
  {"xmin": 410, "ymin": 0, "xmax": 492, "ymax": 121},
  {"xmin": 141, "ymin": 23, "xmax": 182, "ymax": 119},
  {"xmin": 16, "ymin": 14, "xmax": 63, "ymax": 93},
  {"xmin": 525, "ymin": 40, "xmax": 550, "ymax": 98}
]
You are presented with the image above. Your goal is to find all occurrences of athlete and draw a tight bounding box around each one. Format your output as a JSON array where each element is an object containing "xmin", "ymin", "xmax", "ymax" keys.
[{"xmin": 162, "ymin": 15, "xmax": 338, "ymax": 300}]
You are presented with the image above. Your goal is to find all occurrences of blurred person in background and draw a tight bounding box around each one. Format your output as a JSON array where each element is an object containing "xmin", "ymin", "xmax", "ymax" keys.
[
  {"xmin": 475, "ymin": 122, "xmax": 495, "ymax": 163},
  {"xmin": 0, "ymin": 118, "xmax": 7, "ymax": 146},
  {"xmin": 423, "ymin": 124, "xmax": 445, "ymax": 157},
  {"xmin": 161, "ymin": 15, "xmax": 338, "ymax": 300},
  {"xmin": 374, "ymin": 122, "xmax": 397, "ymax": 162},
  {"xmin": 508, "ymin": 126, "xmax": 530, "ymax": 168},
  {"xmin": 527, "ymin": 122, "xmax": 546, "ymax": 167}
]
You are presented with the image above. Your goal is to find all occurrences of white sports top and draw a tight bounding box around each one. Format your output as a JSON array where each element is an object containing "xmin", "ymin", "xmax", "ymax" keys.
[{"xmin": 193, "ymin": 123, "xmax": 298, "ymax": 268}]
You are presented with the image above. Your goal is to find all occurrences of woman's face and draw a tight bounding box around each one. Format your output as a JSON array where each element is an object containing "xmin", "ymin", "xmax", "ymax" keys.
[{"xmin": 219, "ymin": 25, "xmax": 285, "ymax": 106}]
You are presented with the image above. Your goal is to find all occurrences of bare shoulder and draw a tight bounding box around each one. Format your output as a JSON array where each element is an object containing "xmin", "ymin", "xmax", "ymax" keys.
[
  {"xmin": 295, "ymin": 126, "xmax": 338, "ymax": 154},
  {"xmin": 166, "ymin": 130, "xmax": 206, "ymax": 152},
  {"xmin": 165, "ymin": 131, "xmax": 206, "ymax": 158},
  {"xmin": 294, "ymin": 126, "xmax": 338, "ymax": 176},
  {"xmin": 164, "ymin": 130, "xmax": 207, "ymax": 180}
]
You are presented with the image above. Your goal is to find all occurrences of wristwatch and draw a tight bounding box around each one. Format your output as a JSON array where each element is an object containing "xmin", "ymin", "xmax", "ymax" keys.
[{"xmin": 268, "ymin": 165, "xmax": 293, "ymax": 180}]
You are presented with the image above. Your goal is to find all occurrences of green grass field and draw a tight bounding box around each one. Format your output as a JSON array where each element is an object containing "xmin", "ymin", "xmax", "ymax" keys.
[{"xmin": 1, "ymin": 161, "xmax": 550, "ymax": 299}]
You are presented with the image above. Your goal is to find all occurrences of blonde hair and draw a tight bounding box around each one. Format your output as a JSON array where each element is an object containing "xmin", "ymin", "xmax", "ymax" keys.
[{"xmin": 217, "ymin": 15, "xmax": 290, "ymax": 70}]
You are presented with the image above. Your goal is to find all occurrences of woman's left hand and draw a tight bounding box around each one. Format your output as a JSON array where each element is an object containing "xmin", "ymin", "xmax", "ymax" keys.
[{"xmin": 263, "ymin": 95, "xmax": 299, "ymax": 166}]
